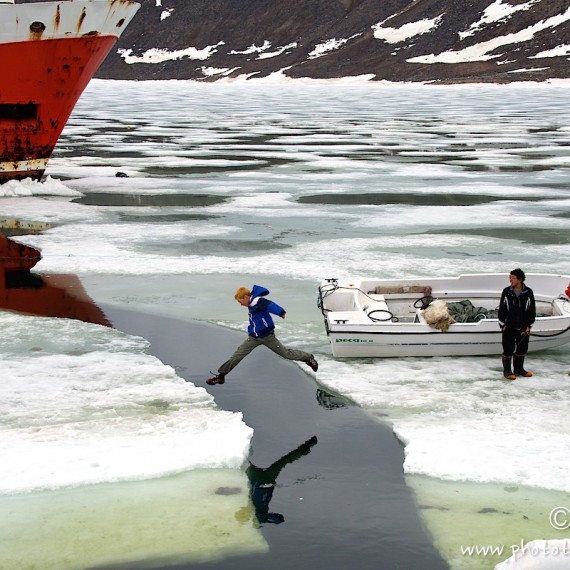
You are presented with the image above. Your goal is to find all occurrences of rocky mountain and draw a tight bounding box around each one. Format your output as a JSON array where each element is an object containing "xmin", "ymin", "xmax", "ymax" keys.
[{"xmin": 96, "ymin": 0, "xmax": 570, "ymax": 83}]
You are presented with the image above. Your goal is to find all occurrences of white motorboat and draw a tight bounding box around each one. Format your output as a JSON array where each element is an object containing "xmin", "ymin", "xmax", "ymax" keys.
[{"xmin": 318, "ymin": 273, "xmax": 570, "ymax": 358}]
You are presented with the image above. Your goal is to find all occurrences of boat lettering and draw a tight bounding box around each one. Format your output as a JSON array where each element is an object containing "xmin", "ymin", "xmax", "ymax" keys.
[{"xmin": 336, "ymin": 338, "xmax": 373, "ymax": 343}]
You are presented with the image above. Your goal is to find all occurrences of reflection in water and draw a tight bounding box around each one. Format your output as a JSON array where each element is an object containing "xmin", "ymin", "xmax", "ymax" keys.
[
  {"xmin": 236, "ymin": 436, "xmax": 318, "ymax": 526},
  {"xmin": 0, "ymin": 272, "xmax": 112, "ymax": 326},
  {"xmin": 316, "ymin": 388, "xmax": 350, "ymax": 410},
  {"xmin": 0, "ymin": 233, "xmax": 110, "ymax": 326}
]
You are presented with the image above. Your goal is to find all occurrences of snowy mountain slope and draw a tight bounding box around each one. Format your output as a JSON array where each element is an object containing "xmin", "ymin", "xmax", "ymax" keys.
[{"xmin": 95, "ymin": 0, "xmax": 570, "ymax": 82}]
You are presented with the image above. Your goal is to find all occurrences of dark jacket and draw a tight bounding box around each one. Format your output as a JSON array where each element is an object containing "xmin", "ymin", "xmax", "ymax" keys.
[
  {"xmin": 247, "ymin": 284, "xmax": 285, "ymax": 338},
  {"xmin": 498, "ymin": 284, "xmax": 536, "ymax": 329}
]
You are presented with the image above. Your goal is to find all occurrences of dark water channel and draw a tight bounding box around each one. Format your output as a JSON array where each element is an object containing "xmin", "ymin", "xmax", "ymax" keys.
[{"xmin": 102, "ymin": 306, "xmax": 449, "ymax": 570}]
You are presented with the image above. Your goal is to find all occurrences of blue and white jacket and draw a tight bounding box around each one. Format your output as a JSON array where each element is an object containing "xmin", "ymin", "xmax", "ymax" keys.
[{"xmin": 247, "ymin": 285, "xmax": 285, "ymax": 338}]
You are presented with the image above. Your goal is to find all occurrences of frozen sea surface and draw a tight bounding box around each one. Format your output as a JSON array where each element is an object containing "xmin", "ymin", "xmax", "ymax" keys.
[
  {"xmin": 1, "ymin": 81, "xmax": 570, "ymax": 570},
  {"xmin": 1, "ymin": 80, "xmax": 569, "ymax": 494},
  {"xmin": 0, "ymin": 311, "xmax": 251, "ymax": 494}
]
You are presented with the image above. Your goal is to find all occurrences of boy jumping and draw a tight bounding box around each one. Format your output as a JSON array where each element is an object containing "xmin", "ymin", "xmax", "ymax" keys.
[{"xmin": 207, "ymin": 285, "xmax": 318, "ymax": 385}]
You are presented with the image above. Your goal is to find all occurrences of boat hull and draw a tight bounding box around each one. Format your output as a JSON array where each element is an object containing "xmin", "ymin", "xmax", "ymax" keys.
[
  {"xmin": 0, "ymin": 0, "xmax": 140, "ymax": 184},
  {"xmin": 319, "ymin": 274, "xmax": 570, "ymax": 358},
  {"xmin": 327, "ymin": 326, "xmax": 570, "ymax": 358}
]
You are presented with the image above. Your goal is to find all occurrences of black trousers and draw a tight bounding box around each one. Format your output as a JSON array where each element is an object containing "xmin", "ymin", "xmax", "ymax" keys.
[{"xmin": 502, "ymin": 326, "xmax": 529, "ymax": 356}]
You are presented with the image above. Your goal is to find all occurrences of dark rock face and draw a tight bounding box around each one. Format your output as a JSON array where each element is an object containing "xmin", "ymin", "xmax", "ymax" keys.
[{"xmin": 92, "ymin": 0, "xmax": 570, "ymax": 83}]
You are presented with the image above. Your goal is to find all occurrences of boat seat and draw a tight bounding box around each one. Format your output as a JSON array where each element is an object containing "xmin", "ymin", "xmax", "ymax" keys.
[
  {"xmin": 328, "ymin": 311, "xmax": 370, "ymax": 324},
  {"xmin": 552, "ymin": 298, "xmax": 568, "ymax": 316},
  {"xmin": 364, "ymin": 294, "xmax": 389, "ymax": 309},
  {"xmin": 364, "ymin": 294, "xmax": 391, "ymax": 321}
]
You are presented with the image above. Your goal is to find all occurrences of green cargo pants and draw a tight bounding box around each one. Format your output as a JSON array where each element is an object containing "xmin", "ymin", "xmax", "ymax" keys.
[{"xmin": 219, "ymin": 333, "xmax": 312, "ymax": 376}]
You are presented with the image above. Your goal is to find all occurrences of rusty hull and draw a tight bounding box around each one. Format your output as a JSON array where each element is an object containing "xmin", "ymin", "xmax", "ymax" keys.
[{"xmin": 0, "ymin": 0, "xmax": 139, "ymax": 184}]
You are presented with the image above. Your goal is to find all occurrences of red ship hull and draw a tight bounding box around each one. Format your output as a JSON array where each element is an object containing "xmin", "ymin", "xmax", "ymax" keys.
[{"xmin": 0, "ymin": 0, "xmax": 139, "ymax": 184}]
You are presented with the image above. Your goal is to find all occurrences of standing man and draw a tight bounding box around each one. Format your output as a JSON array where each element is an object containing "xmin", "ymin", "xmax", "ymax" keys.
[
  {"xmin": 498, "ymin": 269, "xmax": 536, "ymax": 380},
  {"xmin": 207, "ymin": 285, "xmax": 318, "ymax": 385}
]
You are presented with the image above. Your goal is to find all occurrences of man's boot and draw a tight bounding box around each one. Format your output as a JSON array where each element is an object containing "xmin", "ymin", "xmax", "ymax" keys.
[
  {"xmin": 502, "ymin": 356, "xmax": 516, "ymax": 380},
  {"xmin": 513, "ymin": 355, "xmax": 532, "ymax": 377}
]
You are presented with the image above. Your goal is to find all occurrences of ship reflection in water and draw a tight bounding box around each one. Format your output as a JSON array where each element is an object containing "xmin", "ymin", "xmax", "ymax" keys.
[{"xmin": 0, "ymin": 232, "xmax": 110, "ymax": 326}]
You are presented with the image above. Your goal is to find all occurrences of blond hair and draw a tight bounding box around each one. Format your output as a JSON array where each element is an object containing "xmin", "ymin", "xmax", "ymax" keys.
[{"xmin": 234, "ymin": 287, "xmax": 251, "ymax": 300}]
